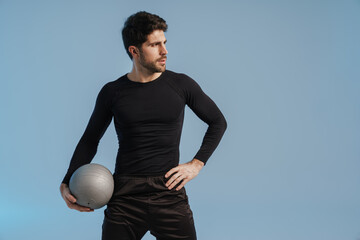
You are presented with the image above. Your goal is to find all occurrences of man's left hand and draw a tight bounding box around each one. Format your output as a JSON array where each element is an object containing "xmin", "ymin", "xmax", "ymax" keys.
[{"xmin": 165, "ymin": 159, "xmax": 204, "ymax": 191}]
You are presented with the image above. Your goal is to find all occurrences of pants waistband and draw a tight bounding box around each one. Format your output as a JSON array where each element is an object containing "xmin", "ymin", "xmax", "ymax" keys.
[{"xmin": 113, "ymin": 171, "xmax": 169, "ymax": 180}]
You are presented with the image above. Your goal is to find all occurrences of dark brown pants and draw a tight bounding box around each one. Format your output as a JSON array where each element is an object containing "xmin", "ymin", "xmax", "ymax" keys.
[{"xmin": 102, "ymin": 174, "xmax": 197, "ymax": 240}]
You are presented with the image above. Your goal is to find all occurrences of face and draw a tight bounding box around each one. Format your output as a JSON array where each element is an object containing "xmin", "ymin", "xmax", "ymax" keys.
[{"xmin": 137, "ymin": 30, "xmax": 168, "ymax": 73}]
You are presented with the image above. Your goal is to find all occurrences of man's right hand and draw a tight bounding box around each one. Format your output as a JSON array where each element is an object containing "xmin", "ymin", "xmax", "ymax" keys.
[{"xmin": 60, "ymin": 183, "xmax": 94, "ymax": 212}]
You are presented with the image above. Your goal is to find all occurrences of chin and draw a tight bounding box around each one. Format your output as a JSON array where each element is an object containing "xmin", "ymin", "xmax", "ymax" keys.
[
  {"xmin": 156, "ymin": 66, "xmax": 166, "ymax": 73},
  {"xmin": 145, "ymin": 63, "xmax": 166, "ymax": 73}
]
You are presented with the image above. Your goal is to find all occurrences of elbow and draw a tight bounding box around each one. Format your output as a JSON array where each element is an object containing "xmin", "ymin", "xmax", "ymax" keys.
[
  {"xmin": 79, "ymin": 133, "xmax": 101, "ymax": 150},
  {"xmin": 210, "ymin": 113, "xmax": 227, "ymax": 134},
  {"xmin": 223, "ymin": 117, "xmax": 227, "ymax": 132},
  {"xmin": 221, "ymin": 115, "xmax": 227, "ymax": 133}
]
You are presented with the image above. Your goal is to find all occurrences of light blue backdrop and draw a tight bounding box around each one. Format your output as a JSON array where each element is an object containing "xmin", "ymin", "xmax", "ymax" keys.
[{"xmin": 1, "ymin": 0, "xmax": 359, "ymax": 239}]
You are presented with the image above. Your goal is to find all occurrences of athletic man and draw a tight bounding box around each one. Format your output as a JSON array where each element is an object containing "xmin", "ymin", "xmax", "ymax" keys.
[{"xmin": 60, "ymin": 11, "xmax": 227, "ymax": 240}]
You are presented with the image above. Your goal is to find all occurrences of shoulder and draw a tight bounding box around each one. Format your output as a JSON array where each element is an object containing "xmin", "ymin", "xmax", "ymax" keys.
[
  {"xmin": 164, "ymin": 70, "xmax": 200, "ymax": 89},
  {"xmin": 96, "ymin": 75, "xmax": 129, "ymax": 105},
  {"xmin": 103, "ymin": 74, "xmax": 128, "ymax": 90},
  {"xmin": 164, "ymin": 70, "xmax": 204, "ymax": 104},
  {"xmin": 99, "ymin": 74, "xmax": 129, "ymax": 94}
]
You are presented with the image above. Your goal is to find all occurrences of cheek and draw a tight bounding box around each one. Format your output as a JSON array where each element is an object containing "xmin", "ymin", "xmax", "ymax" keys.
[
  {"xmin": 142, "ymin": 50, "xmax": 157, "ymax": 61},
  {"xmin": 147, "ymin": 48, "xmax": 160, "ymax": 57}
]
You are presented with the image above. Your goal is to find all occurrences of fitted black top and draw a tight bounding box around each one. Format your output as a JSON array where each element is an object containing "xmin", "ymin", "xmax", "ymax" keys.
[{"xmin": 62, "ymin": 70, "xmax": 227, "ymax": 184}]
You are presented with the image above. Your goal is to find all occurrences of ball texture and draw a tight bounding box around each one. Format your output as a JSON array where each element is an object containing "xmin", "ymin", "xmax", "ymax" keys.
[{"xmin": 69, "ymin": 163, "xmax": 114, "ymax": 209}]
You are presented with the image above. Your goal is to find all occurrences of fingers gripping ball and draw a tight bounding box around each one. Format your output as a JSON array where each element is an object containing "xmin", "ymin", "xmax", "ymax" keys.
[{"xmin": 69, "ymin": 163, "xmax": 114, "ymax": 210}]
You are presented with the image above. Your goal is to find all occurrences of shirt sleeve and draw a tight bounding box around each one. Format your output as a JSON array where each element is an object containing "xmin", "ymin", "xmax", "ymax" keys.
[
  {"xmin": 180, "ymin": 74, "xmax": 227, "ymax": 165},
  {"xmin": 62, "ymin": 84, "xmax": 113, "ymax": 184}
]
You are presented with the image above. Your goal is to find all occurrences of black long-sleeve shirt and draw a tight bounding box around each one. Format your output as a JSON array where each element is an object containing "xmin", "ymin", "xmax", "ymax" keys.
[{"xmin": 62, "ymin": 70, "xmax": 227, "ymax": 184}]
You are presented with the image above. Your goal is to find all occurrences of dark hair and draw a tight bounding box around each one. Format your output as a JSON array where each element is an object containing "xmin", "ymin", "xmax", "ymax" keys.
[{"xmin": 122, "ymin": 11, "xmax": 168, "ymax": 59}]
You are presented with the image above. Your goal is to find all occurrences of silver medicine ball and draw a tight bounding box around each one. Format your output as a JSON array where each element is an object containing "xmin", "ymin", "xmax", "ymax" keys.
[{"xmin": 69, "ymin": 163, "xmax": 114, "ymax": 209}]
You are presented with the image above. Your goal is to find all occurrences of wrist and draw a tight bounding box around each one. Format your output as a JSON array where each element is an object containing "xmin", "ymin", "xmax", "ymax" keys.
[
  {"xmin": 191, "ymin": 158, "xmax": 204, "ymax": 169},
  {"xmin": 60, "ymin": 183, "xmax": 69, "ymax": 191}
]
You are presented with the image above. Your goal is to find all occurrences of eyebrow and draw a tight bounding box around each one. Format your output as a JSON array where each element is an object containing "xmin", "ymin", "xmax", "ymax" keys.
[{"xmin": 148, "ymin": 39, "xmax": 167, "ymax": 45}]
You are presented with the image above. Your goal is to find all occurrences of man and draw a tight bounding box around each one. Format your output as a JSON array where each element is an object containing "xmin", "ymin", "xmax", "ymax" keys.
[{"xmin": 60, "ymin": 11, "xmax": 227, "ymax": 240}]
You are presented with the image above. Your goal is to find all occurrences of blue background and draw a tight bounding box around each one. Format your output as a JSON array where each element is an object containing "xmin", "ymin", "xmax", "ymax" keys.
[{"xmin": 1, "ymin": 0, "xmax": 360, "ymax": 239}]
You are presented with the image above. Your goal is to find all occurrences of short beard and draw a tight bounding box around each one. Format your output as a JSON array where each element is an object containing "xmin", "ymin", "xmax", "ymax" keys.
[{"xmin": 139, "ymin": 50, "xmax": 166, "ymax": 73}]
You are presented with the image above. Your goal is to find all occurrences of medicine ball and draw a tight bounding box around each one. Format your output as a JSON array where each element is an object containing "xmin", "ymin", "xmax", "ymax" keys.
[{"xmin": 69, "ymin": 163, "xmax": 114, "ymax": 209}]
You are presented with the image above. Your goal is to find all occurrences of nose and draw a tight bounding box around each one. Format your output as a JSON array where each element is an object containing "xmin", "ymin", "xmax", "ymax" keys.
[{"xmin": 160, "ymin": 43, "xmax": 168, "ymax": 55}]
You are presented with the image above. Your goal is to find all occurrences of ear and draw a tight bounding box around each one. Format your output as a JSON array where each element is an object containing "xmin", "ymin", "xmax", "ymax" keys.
[{"xmin": 128, "ymin": 46, "xmax": 139, "ymax": 59}]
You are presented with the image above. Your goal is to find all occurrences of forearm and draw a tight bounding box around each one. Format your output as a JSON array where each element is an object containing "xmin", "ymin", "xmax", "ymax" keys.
[{"xmin": 193, "ymin": 113, "xmax": 227, "ymax": 165}]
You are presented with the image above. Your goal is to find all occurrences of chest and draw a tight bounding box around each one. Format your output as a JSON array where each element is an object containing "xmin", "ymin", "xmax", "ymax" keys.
[{"xmin": 111, "ymin": 83, "xmax": 185, "ymax": 124}]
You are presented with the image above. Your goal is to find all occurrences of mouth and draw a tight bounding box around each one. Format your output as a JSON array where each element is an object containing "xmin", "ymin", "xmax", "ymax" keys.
[{"xmin": 158, "ymin": 57, "xmax": 167, "ymax": 64}]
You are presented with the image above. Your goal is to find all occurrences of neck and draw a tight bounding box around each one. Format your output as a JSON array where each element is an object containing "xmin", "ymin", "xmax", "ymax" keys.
[{"xmin": 127, "ymin": 63, "xmax": 162, "ymax": 83}]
